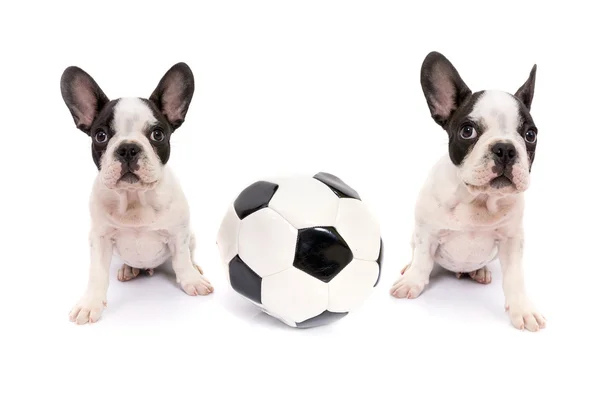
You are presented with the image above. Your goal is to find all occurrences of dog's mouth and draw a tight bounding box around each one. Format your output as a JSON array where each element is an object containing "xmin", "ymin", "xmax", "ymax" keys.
[
  {"xmin": 465, "ymin": 173, "xmax": 516, "ymax": 193},
  {"xmin": 118, "ymin": 172, "xmax": 140, "ymax": 184},
  {"xmin": 489, "ymin": 175, "xmax": 513, "ymax": 189}
]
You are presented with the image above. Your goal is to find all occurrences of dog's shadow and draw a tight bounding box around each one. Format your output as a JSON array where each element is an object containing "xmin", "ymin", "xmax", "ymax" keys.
[
  {"xmin": 410, "ymin": 261, "xmax": 505, "ymax": 319},
  {"xmin": 104, "ymin": 258, "xmax": 213, "ymax": 314},
  {"xmin": 426, "ymin": 263, "xmax": 452, "ymax": 289}
]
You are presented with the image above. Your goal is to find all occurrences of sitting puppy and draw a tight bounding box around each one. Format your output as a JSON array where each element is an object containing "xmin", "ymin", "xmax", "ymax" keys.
[
  {"xmin": 61, "ymin": 63, "xmax": 213, "ymax": 325},
  {"xmin": 391, "ymin": 51, "xmax": 546, "ymax": 332}
]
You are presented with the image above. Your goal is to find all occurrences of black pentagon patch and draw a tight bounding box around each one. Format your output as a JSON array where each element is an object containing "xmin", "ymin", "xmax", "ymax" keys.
[
  {"xmin": 233, "ymin": 181, "xmax": 279, "ymax": 220},
  {"xmin": 293, "ymin": 226, "xmax": 353, "ymax": 283},
  {"xmin": 374, "ymin": 238, "xmax": 384, "ymax": 287},
  {"xmin": 296, "ymin": 310, "xmax": 348, "ymax": 328},
  {"xmin": 229, "ymin": 255, "xmax": 262, "ymax": 304},
  {"xmin": 313, "ymin": 171, "xmax": 361, "ymax": 200}
]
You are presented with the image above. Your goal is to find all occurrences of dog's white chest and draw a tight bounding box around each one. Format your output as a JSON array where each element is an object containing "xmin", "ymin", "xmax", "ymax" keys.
[
  {"xmin": 434, "ymin": 231, "xmax": 499, "ymax": 273},
  {"xmin": 113, "ymin": 229, "xmax": 171, "ymax": 269}
]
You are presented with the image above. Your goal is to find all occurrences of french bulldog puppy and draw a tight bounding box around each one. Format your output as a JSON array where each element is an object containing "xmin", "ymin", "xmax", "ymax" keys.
[
  {"xmin": 391, "ymin": 51, "xmax": 546, "ymax": 332},
  {"xmin": 61, "ymin": 63, "xmax": 213, "ymax": 325}
]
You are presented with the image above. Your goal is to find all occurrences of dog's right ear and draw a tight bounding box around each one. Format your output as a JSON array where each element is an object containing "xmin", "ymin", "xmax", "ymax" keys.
[
  {"xmin": 420, "ymin": 51, "xmax": 472, "ymax": 128},
  {"xmin": 149, "ymin": 62, "xmax": 195, "ymax": 131},
  {"xmin": 515, "ymin": 64, "xmax": 537, "ymax": 111},
  {"xmin": 60, "ymin": 66, "xmax": 109, "ymax": 135}
]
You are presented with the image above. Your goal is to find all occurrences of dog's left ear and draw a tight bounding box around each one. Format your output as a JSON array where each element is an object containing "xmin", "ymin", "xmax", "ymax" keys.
[
  {"xmin": 421, "ymin": 51, "xmax": 472, "ymax": 129},
  {"xmin": 149, "ymin": 62, "xmax": 195, "ymax": 130},
  {"xmin": 60, "ymin": 66, "xmax": 110, "ymax": 135},
  {"xmin": 515, "ymin": 64, "xmax": 537, "ymax": 111}
]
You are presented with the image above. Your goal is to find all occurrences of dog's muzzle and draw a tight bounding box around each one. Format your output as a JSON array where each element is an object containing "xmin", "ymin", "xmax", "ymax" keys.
[
  {"xmin": 115, "ymin": 142, "xmax": 142, "ymax": 183},
  {"xmin": 490, "ymin": 142, "xmax": 517, "ymax": 189}
]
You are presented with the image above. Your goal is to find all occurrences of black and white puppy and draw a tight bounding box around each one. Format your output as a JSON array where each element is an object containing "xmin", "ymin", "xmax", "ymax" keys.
[
  {"xmin": 391, "ymin": 51, "xmax": 546, "ymax": 332},
  {"xmin": 61, "ymin": 63, "xmax": 213, "ymax": 325}
]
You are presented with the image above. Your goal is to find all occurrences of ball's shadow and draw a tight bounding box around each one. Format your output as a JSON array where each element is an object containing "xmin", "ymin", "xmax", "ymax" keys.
[
  {"xmin": 250, "ymin": 309, "xmax": 340, "ymax": 333},
  {"xmin": 219, "ymin": 289, "xmax": 287, "ymax": 328},
  {"xmin": 220, "ymin": 288, "xmax": 336, "ymax": 332}
]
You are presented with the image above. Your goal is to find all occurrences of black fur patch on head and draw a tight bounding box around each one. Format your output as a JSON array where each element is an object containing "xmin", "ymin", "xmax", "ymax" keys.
[
  {"xmin": 513, "ymin": 63, "xmax": 538, "ymax": 169},
  {"xmin": 513, "ymin": 97, "xmax": 537, "ymax": 169},
  {"xmin": 88, "ymin": 100, "xmax": 119, "ymax": 169},
  {"xmin": 444, "ymin": 91, "xmax": 485, "ymax": 166},
  {"xmin": 141, "ymin": 98, "xmax": 173, "ymax": 165}
]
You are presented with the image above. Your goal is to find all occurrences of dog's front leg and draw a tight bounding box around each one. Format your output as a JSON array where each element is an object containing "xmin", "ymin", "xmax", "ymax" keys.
[
  {"xmin": 69, "ymin": 231, "xmax": 113, "ymax": 325},
  {"xmin": 169, "ymin": 231, "xmax": 214, "ymax": 296},
  {"xmin": 390, "ymin": 225, "xmax": 437, "ymax": 299},
  {"xmin": 499, "ymin": 231, "xmax": 546, "ymax": 331}
]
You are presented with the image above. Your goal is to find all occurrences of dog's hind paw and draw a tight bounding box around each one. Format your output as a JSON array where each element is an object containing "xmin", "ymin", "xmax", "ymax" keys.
[
  {"xmin": 117, "ymin": 265, "xmax": 154, "ymax": 281},
  {"xmin": 455, "ymin": 266, "xmax": 492, "ymax": 284}
]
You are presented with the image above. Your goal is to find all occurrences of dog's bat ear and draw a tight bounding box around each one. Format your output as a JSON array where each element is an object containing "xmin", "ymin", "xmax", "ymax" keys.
[
  {"xmin": 420, "ymin": 51, "xmax": 472, "ymax": 129},
  {"xmin": 60, "ymin": 66, "xmax": 109, "ymax": 135},
  {"xmin": 515, "ymin": 64, "xmax": 536, "ymax": 111},
  {"xmin": 149, "ymin": 62, "xmax": 195, "ymax": 131}
]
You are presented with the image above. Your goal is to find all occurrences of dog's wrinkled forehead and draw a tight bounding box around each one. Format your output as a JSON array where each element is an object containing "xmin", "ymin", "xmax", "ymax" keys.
[
  {"xmin": 90, "ymin": 97, "xmax": 164, "ymax": 138},
  {"xmin": 468, "ymin": 90, "xmax": 523, "ymax": 135},
  {"xmin": 112, "ymin": 97, "xmax": 159, "ymax": 137}
]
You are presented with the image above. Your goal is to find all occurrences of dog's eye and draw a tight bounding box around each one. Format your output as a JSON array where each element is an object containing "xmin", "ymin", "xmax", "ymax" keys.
[
  {"xmin": 94, "ymin": 130, "xmax": 108, "ymax": 144},
  {"xmin": 525, "ymin": 129, "xmax": 537, "ymax": 144},
  {"xmin": 151, "ymin": 129, "xmax": 165, "ymax": 142},
  {"xmin": 459, "ymin": 124, "xmax": 477, "ymax": 140}
]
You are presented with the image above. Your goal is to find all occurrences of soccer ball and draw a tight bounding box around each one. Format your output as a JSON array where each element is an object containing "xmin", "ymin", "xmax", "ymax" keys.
[{"xmin": 216, "ymin": 172, "xmax": 383, "ymax": 328}]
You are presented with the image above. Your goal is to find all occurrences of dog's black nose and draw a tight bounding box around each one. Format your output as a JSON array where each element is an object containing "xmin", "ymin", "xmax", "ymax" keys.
[
  {"xmin": 491, "ymin": 142, "xmax": 517, "ymax": 165},
  {"xmin": 115, "ymin": 143, "xmax": 142, "ymax": 163}
]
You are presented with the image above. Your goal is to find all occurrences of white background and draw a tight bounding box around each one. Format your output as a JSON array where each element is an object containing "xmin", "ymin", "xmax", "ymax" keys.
[{"xmin": 1, "ymin": 0, "xmax": 598, "ymax": 398}]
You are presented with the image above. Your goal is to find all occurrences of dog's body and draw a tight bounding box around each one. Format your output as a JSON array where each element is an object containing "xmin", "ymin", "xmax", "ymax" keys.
[
  {"xmin": 61, "ymin": 65, "xmax": 213, "ymax": 325},
  {"xmin": 415, "ymin": 153, "xmax": 522, "ymax": 274},
  {"xmin": 90, "ymin": 159, "xmax": 200, "ymax": 281},
  {"xmin": 391, "ymin": 52, "xmax": 546, "ymax": 332}
]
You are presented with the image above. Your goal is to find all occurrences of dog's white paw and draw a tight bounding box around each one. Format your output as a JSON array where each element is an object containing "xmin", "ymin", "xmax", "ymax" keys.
[
  {"xmin": 390, "ymin": 264, "xmax": 427, "ymax": 299},
  {"xmin": 180, "ymin": 267, "xmax": 214, "ymax": 296},
  {"xmin": 69, "ymin": 293, "xmax": 107, "ymax": 325},
  {"xmin": 117, "ymin": 265, "xmax": 154, "ymax": 281},
  {"xmin": 505, "ymin": 296, "xmax": 546, "ymax": 332},
  {"xmin": 455, "ymin": 266, "xmax": 492, "ymax": 284}
]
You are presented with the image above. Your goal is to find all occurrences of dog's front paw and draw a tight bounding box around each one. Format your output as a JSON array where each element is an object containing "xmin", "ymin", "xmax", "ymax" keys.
[
  {"xmin": 505, "ymin": 296, "xmax": 546, "ymax": 332},
  {"xmin": 390, "ymin": 264, "xmax": 428, "ymax": 299},
  {"xmin": 180, "ymin": 267, "xmax": 214, "ymax": 296},
  {"xmin": 69, "ymin": 293, "xmax": 107, "ymax": 325}
]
